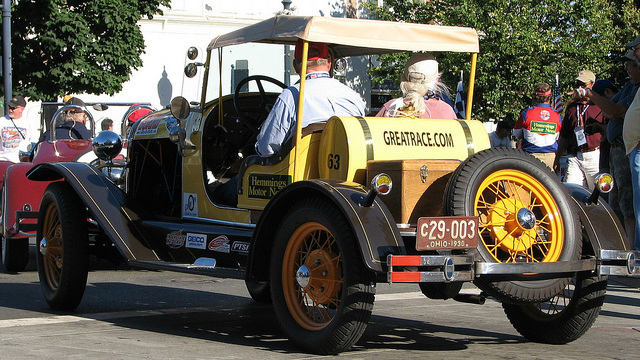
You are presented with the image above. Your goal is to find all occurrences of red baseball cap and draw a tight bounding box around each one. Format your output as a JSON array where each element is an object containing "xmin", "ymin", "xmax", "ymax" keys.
[{"xmin": 294, "ymin": 39, "xmax": 329, "ymax": 61}]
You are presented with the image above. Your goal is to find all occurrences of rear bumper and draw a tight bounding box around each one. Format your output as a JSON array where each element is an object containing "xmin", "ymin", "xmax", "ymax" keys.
[{"xmin": 387, "ymin": 249, "xmax": 640, "ymax": 283}]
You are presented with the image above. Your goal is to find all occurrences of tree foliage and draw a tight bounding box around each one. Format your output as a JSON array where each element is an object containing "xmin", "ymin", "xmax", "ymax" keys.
[
  {"xmin": 6, "ymin": 0, "xmax": 170, "ymax": 101},
  {"xmin": 365, "ymin": 0, "xmax": 640, "ymax": 122}
]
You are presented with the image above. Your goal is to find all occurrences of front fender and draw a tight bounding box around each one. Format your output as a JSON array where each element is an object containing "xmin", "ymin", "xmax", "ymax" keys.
[
  {"xmin": 247, "ymin": 179, "xmax": 403, "ymax": 281},
  {"xmin": 564, "ymin": 183, "xmax": 633, "ymax": 253},
  {"xmin": 27, "ymin": 162, "xmax": 161, "ymax": 262}
]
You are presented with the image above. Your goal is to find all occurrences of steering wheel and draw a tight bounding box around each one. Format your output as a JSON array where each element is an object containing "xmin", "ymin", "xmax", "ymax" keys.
[{"xmin": 233, "ymin": 75, "xmax": 287, "ymax": 135}]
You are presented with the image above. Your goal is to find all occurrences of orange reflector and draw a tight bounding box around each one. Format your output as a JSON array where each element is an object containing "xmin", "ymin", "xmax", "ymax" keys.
[
  {"xmin": 389, "ymin": 255, "xmax": 422, "ymax": 266},
  {"xmin": 389, "ymin": 272, "xmax": 421, "ymax": 282}
]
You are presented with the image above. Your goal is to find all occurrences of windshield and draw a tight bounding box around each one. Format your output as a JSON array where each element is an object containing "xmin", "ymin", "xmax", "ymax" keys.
[{"xmin": 205, "ymin": 43, "xmax": 297, "ymax": 104}]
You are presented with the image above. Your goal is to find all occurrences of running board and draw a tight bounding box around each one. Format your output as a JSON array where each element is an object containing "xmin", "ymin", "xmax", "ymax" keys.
[{"xmin": 129, "ymin": 259, "xmax": 246, "ymax": 279}]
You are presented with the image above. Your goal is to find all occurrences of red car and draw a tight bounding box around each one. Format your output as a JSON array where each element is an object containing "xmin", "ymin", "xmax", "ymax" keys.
[{"xmin": 1, "ymin": 102, "xmax": 153, "ymax": 272}]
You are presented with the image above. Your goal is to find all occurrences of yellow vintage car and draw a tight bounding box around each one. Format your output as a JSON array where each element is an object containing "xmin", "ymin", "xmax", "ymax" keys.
[{"xmin": 27, "ymin": 15, "xmax": 638, "ymax": 354}]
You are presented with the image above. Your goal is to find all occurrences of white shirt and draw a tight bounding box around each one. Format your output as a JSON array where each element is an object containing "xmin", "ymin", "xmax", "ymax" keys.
[
  {"xmin": 623, "ymin": 88, "xmax": 640, "ymax": 155},
  {"xmin": 0, "ymin": 115, "xmax": 29, "ymax": 163}
]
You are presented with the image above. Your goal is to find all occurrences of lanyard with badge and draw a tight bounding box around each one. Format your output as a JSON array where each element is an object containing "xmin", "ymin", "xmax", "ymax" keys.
[{"xmin": 574, "ymin": 104, "xmax": 588, "ymax": 147}]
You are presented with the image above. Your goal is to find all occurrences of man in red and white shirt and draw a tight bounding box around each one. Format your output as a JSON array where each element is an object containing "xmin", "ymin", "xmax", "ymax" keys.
[{"xmin": 513, "ymin": 82, "xmax": 562, "ymax": 169}]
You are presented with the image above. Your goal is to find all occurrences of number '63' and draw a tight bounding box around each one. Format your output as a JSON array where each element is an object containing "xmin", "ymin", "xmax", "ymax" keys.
[{"xmin": 328, "ymin": 153, "xmax": 340, "ymax": 170}]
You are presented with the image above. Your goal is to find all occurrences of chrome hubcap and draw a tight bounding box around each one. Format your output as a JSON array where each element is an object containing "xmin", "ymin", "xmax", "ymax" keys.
[
  {"xmin": 296, "ymin": 265, "xmax": 310, "ymax": 288},
  {"xmin": 517, "ymin": 208, "xmax": 536, "ymax": 230},
  {"xmin": 39, "ymin": 238, "xmax": 47, "ymax": 256}
]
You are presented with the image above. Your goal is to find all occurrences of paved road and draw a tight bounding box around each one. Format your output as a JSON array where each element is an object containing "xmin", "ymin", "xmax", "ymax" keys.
[{"xmin": 1, "ymin": 253, "xmax": 639, "ymax": 359}]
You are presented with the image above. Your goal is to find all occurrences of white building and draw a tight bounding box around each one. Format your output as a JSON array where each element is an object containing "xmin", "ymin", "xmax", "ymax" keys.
[{"xmin": 29, "ymin": 0, "xmax": 370, "ymax": 135}]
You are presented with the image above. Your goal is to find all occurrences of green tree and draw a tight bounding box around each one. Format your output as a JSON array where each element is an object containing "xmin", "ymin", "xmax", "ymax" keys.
[
  {"xmin": 6, "ymin": 0, "xmax": 170, "ymax": 101},
  {"xmin": 365, "ymin": 0, "xmax": 640, "ymax": 122}
]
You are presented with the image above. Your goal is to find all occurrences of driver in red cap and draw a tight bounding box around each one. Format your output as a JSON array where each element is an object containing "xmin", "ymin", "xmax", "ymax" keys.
[{"xmin": 255, "ymin": 39, "xmax": 365, "ymax": 157}]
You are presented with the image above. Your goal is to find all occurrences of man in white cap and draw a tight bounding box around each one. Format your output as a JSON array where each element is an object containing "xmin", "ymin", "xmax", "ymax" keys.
[
  {"xmin": 554, "ymin": 69, "xmax": 604, "ymax": 186},
  {"xmin": 0, "ymin": 95, "xmax": 30, "ymax": 163},
  {"xmin": 622, "ymin": 33, "xmax": 640, "ymax": 250},
  {"xmin": 376, "ymin": 53, "xmax": 456, "ymax": 119}
]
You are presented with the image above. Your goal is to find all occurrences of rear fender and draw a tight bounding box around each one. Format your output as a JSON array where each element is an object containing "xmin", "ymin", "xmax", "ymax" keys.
[
  {"xmin": 26, "ymin": 162, "xmax": 161, "ymax": 261},
  {"xmin": 0, "ymin": 160, "xmax": 13, "ymax": 189},
  {"xmin": 2, "ymin": 162, "xmax": 51, "ymax": 238},
  {"xmin": 247, "ymin": 179, "xmax": 403, "ymax": 281},
  {"xmin": 564, "ymin": 183, "xmax": 632, "ymax": 253}
]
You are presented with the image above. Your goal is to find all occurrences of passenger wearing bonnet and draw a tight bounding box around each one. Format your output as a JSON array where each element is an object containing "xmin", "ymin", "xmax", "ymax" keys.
[{"xmin": 376, "ymin": 53, "xmax": 456, "ymax": 119}]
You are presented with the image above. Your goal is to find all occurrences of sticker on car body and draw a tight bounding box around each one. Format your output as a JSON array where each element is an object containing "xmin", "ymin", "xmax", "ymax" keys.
[
  {"xmin": 246, "ymin": 173, "xmax": 290, "ymax": 200},
  {"xmin": 166, "ymin": 230, "xmax": 186, "ymax": 249},
  {"xmin": 186, "ymin": 233, "xmax": 207, "ymax": 250},
  {"xmin": 232, "ymin": 241, "xmax": 250, "ymax": 253},
  {"xmin": 183, "ymin": 193, "xmax": 198, "ymax": 217},
  {"xmin": 135, "ymin": 117, "xmax": 163, "ymax": 136},
  {"xmin": 208, "ymin": 236, "xmax": 231, "ymax": 253}
]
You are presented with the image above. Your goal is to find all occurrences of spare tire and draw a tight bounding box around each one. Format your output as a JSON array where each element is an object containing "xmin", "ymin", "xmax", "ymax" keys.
[{"xmin": 444, "ymin": 148, "xmax": 581, "ymax": 302}]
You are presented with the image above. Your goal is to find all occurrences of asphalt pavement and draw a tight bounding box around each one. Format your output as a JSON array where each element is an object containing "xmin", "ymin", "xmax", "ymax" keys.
[{"xmin": 0, "ymin": 249, "xmax": 638, "ymax": 359}]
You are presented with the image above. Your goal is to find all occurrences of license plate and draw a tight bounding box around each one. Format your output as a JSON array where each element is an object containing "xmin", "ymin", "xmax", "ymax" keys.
[{"xmin": 416, "ymin": 216, "xmax": 479, "ymax": 250}]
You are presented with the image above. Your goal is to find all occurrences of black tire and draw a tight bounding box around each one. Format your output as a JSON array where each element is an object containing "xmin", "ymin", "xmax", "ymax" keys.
[
  {"xmin": 36, "ymin": 182, "xmax": 89, "ymax": 311},
  {"xmin": 2, "ymin": 237, "xmax": 29, "ymax": 272},
  {"xmin": 270, "ymin": 198, "xmax": 375, "ymax": 354},
  {"xmin": 502, "ymin": 273, "xmax": 607, "ymax": 343},
  {"xmin": 245, "ymin": 279, "xmax": 271, "ymax": 303},
  {"xmin": 444, "ymin": 148, "xmax": 581, "ymax": 302}
]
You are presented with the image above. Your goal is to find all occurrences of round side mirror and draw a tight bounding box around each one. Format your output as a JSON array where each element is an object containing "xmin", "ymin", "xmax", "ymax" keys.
[
  {"xmin": 187, "ymin": 46, "xmax": 199, "ymax": 60},
  {"xmin": 170, "ymin": 96, "xmax": 191, "ymax": 120},
  {"xmin": 184, "ymin": 63, "xmax": 198, "ymax": 78}
]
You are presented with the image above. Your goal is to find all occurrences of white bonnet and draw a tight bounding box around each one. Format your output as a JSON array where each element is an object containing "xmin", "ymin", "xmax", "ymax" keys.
[{"xmin": 402, "ymin": 53, "xmax": 439, "ymax": 84}]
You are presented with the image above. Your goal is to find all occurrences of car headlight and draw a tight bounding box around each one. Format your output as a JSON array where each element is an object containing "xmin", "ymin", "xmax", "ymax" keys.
[{"xmin": 92, "ymin": 130, "xmax": 123, "ymax": 161}]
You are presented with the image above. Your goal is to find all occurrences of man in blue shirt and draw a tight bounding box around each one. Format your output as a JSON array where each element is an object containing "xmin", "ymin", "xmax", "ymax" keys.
[
  {"xmin": 213, "ymin": 40, "xmax": 366, "ymax": 206},
  {"xmin": 255, "ymin": 39, "xmax": 366, "ymax": 157}
]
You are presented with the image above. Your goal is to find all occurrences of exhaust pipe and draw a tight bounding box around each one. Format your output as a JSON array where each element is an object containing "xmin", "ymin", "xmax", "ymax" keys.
[{"xmin": 453, "ymin": 293, "xmax": 486, "ymax": 305}]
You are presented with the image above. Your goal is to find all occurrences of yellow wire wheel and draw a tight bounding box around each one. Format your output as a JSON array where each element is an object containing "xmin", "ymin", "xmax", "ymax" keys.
[
  {"xmin": 475, "ymin": 169, "xmax": 564, "ymax": 263},
  {"xmin": 444, "ymin": 148, "xmax": 581, "ymax": 303}
]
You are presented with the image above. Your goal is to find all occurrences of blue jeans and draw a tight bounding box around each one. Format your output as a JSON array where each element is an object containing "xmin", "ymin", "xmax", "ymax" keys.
[{"xmin": 630, "ymin": 147, "xmax": 640, "ymax": 250}]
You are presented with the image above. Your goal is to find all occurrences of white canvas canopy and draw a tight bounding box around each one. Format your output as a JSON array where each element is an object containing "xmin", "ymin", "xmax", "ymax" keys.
[{"xmin": 207, "ymin": 15, "xmax": 480, "ymax": 57}]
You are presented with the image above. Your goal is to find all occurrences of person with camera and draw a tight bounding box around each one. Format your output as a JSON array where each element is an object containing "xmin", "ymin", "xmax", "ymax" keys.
[
  {"xmin": 553, "ymin": 70, "xmax": 605, "ymax": 186},
  {"xmin": 581, "ymin": 53, "xmax": 640, "ymax": 243}
]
